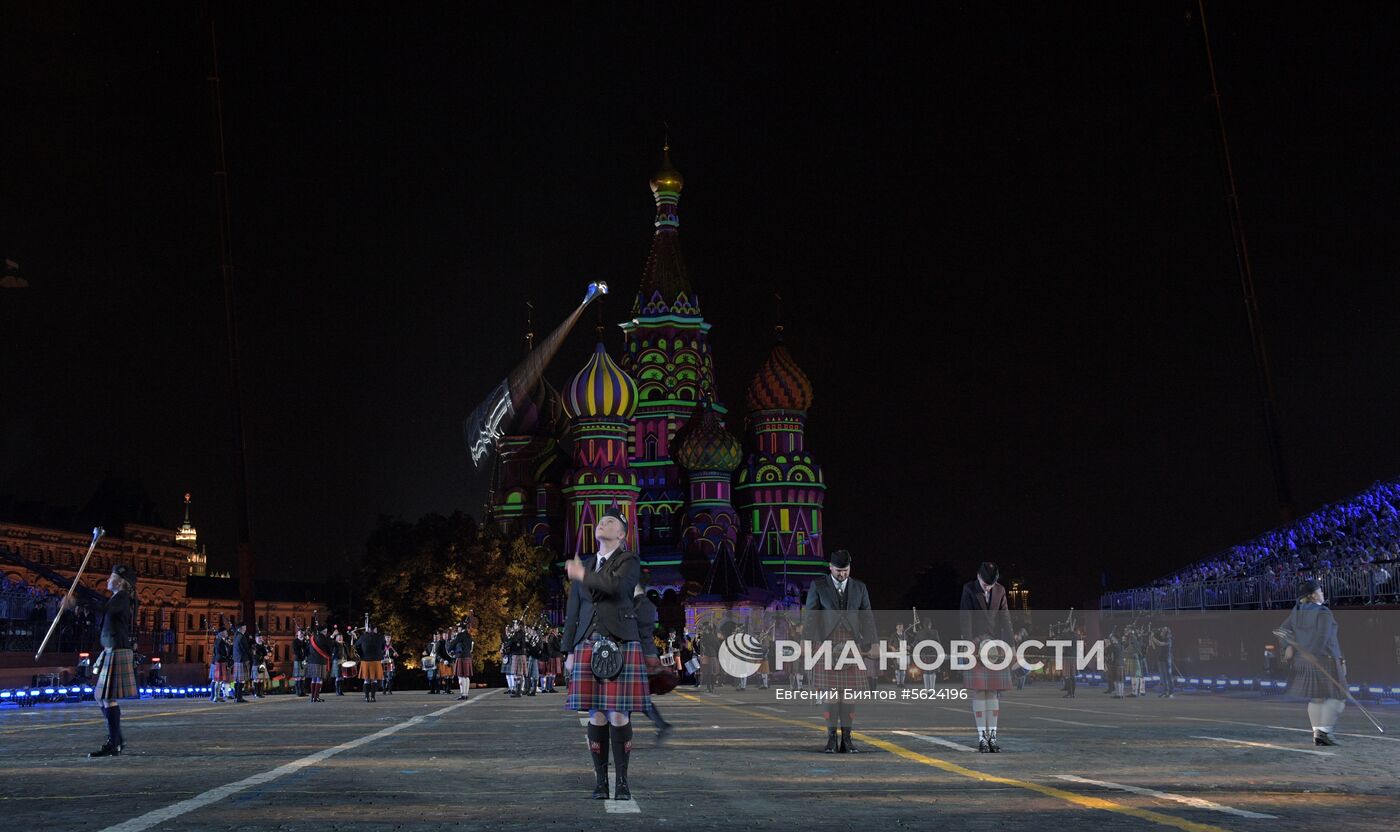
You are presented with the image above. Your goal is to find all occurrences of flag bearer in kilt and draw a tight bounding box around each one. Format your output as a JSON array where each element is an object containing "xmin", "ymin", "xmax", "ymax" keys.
[
  {"xmin": 449, "ymin": 622, "xmax": 474, "ymax": 700},
  {"xmin": 209, "ymin": 625, "xmax": 231, "ymax": 701},
  {"xmin": 231, "ymin": 622, "xmax": 253, "ymax": 703},
  {"xmin": 61, "ymin": 564, "xmax": 140, "ymax": 757},
  {"xmin": 355, "ymin": 623, "xmax": 387, "ymax": 702},
  {"xmin": 959, "ymin": 562, "xmax": 1015, "ymax": 752},
  {"xmin": 562, "ymin": 508, "xmax": 651, "ymax": 801},
  {"xmin": 803, "ymin": 549, "xmax": 876, "ymax": 753},
  {"xmin": 1279, "ymin": 579, "xmax": 1348, "ymax": 746},
  {"xmin": 292, "ymin": 628, "xmax": 309, "ymax": 697},
  {"xmin": 307, "ymin": 625, "xmax": 334, "ymax": 702}
]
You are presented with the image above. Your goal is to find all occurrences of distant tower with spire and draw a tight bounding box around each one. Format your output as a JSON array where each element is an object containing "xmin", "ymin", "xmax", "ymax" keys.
[
  {"xmin": 176, "ymin": 493, "xmax": 208, "ymax": 577},
  {"xmin": 618, "ymin": 143, "xmax": 726, "ymax": 569}
]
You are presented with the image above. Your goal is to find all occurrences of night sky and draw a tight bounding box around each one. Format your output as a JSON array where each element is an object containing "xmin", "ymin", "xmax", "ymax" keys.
[{"xmin": 4, "ymin": 4, "xmax": 1400, "ymax": 609}]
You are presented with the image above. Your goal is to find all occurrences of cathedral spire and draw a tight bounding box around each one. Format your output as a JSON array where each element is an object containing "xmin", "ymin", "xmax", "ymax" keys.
[{"xmin": 635, "ymin": 141, "xmax": 697, "ymax": 317}]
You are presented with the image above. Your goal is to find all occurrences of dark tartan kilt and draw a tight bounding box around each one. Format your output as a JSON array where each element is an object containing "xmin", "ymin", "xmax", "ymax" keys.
[
  {"xmin": 209, "ymin": 661, "xmax": 229, "ymax": 682},
  {"xmin": 454, "ymin": 657, "xmax": 474, "ymax": 677},
  {"xmin": 506, "ymin": 654, "xmax": 529, "ymax": 676},
  {"xmin": 292, "ymin": 661, "xmax": 307, "ymax": 677},
  {"xmin": 96, "ymin": 648, "xmax": 139, "ymax": 700},
  {"xmin": 305, "ymin": 659, "xmax": 327, "ymax": 680},
  {"xmin": 230, "ymin": 661, "xmax": 252, "ymax": 683},
  {"xmin": 541, "ymin": 656, "xmax": 563, "ymax": 676},
  {"xmin": 1289, "ymin": 662, "xmax": 1346, "ymax": 700},
  {"xmin": 1127, "ymin": 656, "xmax": 1146, "ymax": 677},
  {"xmin": 565, "ymin": 640, "xmax": 651, "ymax": 713}
]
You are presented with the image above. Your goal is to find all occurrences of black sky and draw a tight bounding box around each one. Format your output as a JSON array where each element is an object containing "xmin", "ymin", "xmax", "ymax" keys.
[{"xmin": 3, "ymin": 3, "xmax": 1400, "ymax": 608}]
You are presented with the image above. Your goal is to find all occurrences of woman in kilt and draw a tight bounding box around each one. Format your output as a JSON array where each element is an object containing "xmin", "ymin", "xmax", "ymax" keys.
[
  {"xmin": 1279, "ymin": 579, "xmax": 1348, "ymax": 746},
  {"xmin": 61, "ymin": 564, "xmax": 140, "ymax": 757},
  {"xmin": 562, "ymin": 509, "xmax": 650, "ymax": 800},
  {"xmin": 959, "ymin": 562, "xmax": 1015, "ymax": 752}
]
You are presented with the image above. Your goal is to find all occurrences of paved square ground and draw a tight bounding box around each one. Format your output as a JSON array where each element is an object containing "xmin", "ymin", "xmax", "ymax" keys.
[{"xmin": 1, "ymin": 682, "xmax": 1395, "ymax": 831}]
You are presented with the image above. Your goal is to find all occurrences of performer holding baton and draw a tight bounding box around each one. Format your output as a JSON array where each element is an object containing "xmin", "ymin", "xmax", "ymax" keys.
[
  {"xmin": 61, "ymin": 564, "xmax": 140, "ymax": 757},
  {"xmin": 1279, "ymin": 579, "xmax": 1348, "ymax": 746}
]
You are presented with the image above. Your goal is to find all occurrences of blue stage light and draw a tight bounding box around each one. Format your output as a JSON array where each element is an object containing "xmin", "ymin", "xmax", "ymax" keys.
[
  {"xmin": 0, "ymin": 692, "xmax": 11, "ymax": 698},
  {"xmin": 84, "ymin": 686, "xmax": 93, "ymax": 693},
  {"xmin": 43, "ymin": 688, "xmax": 55, "ymax": 695}
]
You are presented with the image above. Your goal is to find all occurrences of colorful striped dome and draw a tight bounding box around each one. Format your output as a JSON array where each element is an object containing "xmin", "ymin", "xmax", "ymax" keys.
[
  {"xmin": 676, "ymin": 400, "xmax": 741, "ymax": 472},
  {"xmin": 564, "ymin": 342, "xmax": 638, "ymax": 420},
  {"xmin": 745, "ymin": 342, "xmax": 813, "ymax": 412}
]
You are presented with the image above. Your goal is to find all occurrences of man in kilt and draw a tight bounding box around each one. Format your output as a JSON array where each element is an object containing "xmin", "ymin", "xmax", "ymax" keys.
[
  {"xmin": 562, "ymin": 508, "xmax": 651, "ymax": 800},
  {"xmin": 959, "ymin": 561, "xmax": 1015, "ymax": 752},
  {"xmin": 1279, "ymin": 579, "xmax": 1348, "ymax": 746},
  {"xmin": 541, "ymin": 626, "xmax": 563, "ymax": 693},
  {"xmin": 209, "ymin": 625, "xmax": 232, "ymax": 702},
  {"xmin": 61, "ymin": 563, "xmax": 140, "ymax": 757},
  {"xmin": 307, "ymin": 624, "xmax": 335, "ymax": 702},
  {"xmin": 503, "ymin": 619, "xmax": 528, "ymax": 697},
  {"xmin": 803, "ymin": 549, "xmax": 876, "ymax": 754},
  {"xmin": 231, "ymin": 622, "xmax": 253, "ymax": 703},
  {"xmin": 292, "ymin": 628, "xmax": 309, "ymax": 697},
  {"xmin": 449, "ymin": 621, "xmax": 474, "ymax": 700},
  {"xmin": 355, "ymin": 622, "xmax": 387, "ymax": 702}
]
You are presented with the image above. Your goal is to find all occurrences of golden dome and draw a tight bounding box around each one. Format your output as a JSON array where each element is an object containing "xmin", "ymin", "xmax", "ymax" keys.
[{"xmin": 649, "ymin": 145, "xmax": 684, "ymax": 194}]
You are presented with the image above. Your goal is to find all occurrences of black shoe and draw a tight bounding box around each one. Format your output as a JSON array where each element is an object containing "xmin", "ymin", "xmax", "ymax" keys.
[
  {"xmin": 978, "ymin": 735, "xmax": 989, "ymax": 753},
  {"xmin": 527, "ymin": 691, "xmax": 536, "ymax": 696},
  {"xmin": 88, "ymin": 742, "xmax": 122, "ymax": 758},
  {"xmin": 1314, "ymin": 731, "xmax": 1339, "ymax": 746},
  {"xmin": 823, "ymin": 731, "xmax": 838, "ymax": 753},
  {"xmin": 235, "ymin": 696, "xmax": 248, "ymax": 703},
  {"xmin": 592, "ymin": 779, "xmax": 610, "ymax": 800},
  {"xmin": 988, "ymin": 733, "xmax": 1001, "ymax": 753},
  {"xmin": 840, "ymin": 729, "xmax": 860, "ymax": 753},
  {"xmin": 615, "ymin": 779, "xmax": 631, "ymax": 800}
]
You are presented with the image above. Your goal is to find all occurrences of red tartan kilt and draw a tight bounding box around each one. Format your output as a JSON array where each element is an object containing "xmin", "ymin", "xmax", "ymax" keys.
[
  {"xmin": 565, "ymin": 640, "xmax": 651, "ymax": 713},
  {"xmin": 541, "ymin": 656, "xmax": 563, "ymax": 676},
  {"xmin": 209, "ymin": 662, "xmax": 229, "ymax": 682},
  {"xmin": 810, "ymin": 664, "xmax": 871, "ymax": 691},
  {"xmin": 963, "ymin": 658, "xmax": 1014, "ymax": 691},
  {"xmin": 506, "ymin": 654, "xmax": 529, "ymax": 676},
  {"xmin": 454, "ymin": 657, "xmax": 474, "ymax": 677}
]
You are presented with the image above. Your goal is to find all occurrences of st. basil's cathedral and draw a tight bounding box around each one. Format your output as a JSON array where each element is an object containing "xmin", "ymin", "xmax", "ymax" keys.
[{"xmin": 485, "ymin": 147, "xmax": 828, "ymax": 610}]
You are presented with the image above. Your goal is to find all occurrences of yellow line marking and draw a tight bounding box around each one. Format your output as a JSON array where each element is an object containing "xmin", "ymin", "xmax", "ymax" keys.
[{"xmin": 675, "ymin": 693, "xmax": 1229, "ymax": 832}]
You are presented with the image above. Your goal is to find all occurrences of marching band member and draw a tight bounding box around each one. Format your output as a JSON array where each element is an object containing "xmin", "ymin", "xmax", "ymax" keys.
[
  {"xmin": 355, "ymin": 623, "xmax": 387, "ymax": 702},
  {"xmin": 562, "ymin": 508, "xmax": 651, "ymax": 800},
  {"xmin": 292, "ymin": 628, "xmax": 309, "ymax": 697},
  {"xmin": 209, "ymin": 624, "xmax": 231, "ymax": 702},
  {"xmin": 63, "ymin": 564, "xmax": 140, "ymax": 757},
  {"xmin": 449, "ymin": 623, "xmax": 474, "ymax": 700},
  {"xmin": 804, "ymin": 549, "xmax": 876, "ymax": 754},
  {"xmin": 231, "ymin": 622, "xmax": 253, "ymax": 703},
  {"xmin": 1280, "ymin": 579, "xmax": 1349, "ymax": 746},
  {"xmin": 960, "ymin": 561, "xmax": 1014, "ymax": 752},
  {"xmin": 307, "ymin": 624, "xmax": 334, "ymax": 702}
]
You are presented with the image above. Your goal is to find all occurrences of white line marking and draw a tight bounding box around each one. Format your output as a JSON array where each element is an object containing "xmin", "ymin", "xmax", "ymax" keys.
[
  {"xmin": 892, "ymin": 729, "xmax": 975, "ymax": 752},
  {"xmin": 98, "ymin": 698, "xmax": 481, "ymax": 832},
  {"xmin": 1053, "ymin": 774, "xmax": 1277, "ymax": 819},
  {"xmin": 1189, "ymin": 735, "xmax": 1334, "ymax": 756},
  {"xmin": 1175, "ymin": 715, "xmax": 1399, "ymax": 742},
  {"xmin": 1032, "ymin": 716, "xmax": 1117, "ymax": 729}
]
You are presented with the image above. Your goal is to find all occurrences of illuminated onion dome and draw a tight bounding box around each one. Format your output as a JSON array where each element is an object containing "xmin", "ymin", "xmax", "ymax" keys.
[
  {"xmin": 745, "ymin": 341, "xmax": 813, "ymax": 412},
  {"xmin": 649, "ymin": 145, "xmax": 684, "ymax": 194},
  {"xmin": 564, "ymin": 342, "xmax": 639, "ymax": 420},
  {"xmin": 676, "ymin": 400, "xmax": 741, "ymax": 472}
]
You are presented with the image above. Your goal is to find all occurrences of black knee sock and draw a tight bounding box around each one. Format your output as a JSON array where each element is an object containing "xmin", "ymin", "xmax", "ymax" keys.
[
  {"xmin": 104, "ymin": 705, "xmax": 123, "ymax": 747},
  {"xmin": 611, "ymin": 722, "xmax": 633, "ymax": 783},
  {"xmin": 586, "ymin": 723, "xmax": 611, "ymax": 780}
]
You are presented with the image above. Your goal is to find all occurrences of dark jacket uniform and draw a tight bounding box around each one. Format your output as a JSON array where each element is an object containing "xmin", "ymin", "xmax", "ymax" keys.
[
  {"xmin": 232, "ymin": 631, "xmax": 253, "ymax": 664},
  {"xmin": 959, "ymin": 580, "xmax": 1013, "ymax": 644},
  {"xmin": 1280, "ymin": 601, "xmax": 1343, "ymax": 659},
  {"xmin": 562, "ymin": 548, "xmax": 642, "ymax": 648},
  {"xmin": 449, "ymin": 631, "xmax": 474, "ymax": 659},
  {"xmin": 292, "ymin": 637, "xmax": 309, "ymax": 662},
  {"xmin": 99, "ymin": 590, "xmax": 135, "ymax": 650},
  {"xmin": 356, "ymin": 631, "xmax": 387, "ymax": 662},
  {"xmin": 803, "ymin": 575, "xmax": 877, "ymax": 644},
  {"xmin": 214, "ymin": 635, "xmax": 233, "ymax": 664}
]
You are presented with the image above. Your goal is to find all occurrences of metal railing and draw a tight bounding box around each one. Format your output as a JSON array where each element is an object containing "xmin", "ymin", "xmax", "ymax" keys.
[{"xmin": 1101, "ymin": 561, "xmax": 1399, "ymax": 611}]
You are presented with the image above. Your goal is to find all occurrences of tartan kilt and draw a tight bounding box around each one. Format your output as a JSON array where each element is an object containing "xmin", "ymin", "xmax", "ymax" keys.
[
  {"xmin": 292, "ymin": 661, "xmax": 307, "ymax": 677},
  {"xmin": 359, "ymin": 660, "xmax": 385, "ymax": 681},
  {"xmin": 96, "ymin": 648, "xmax": 139, "ymax": 700},
  {"xmin": 1289, "ymin": 662, "xmax": 1345, "ymax": 700},
  {"xmin": 305, "ymin": 659, "xmax": 327, "ymax": 680},
  {"xmin": 963, "ymin": 642, "xmax": 1015, "ymax": 691},
  {"xmin": 506, "ymin": 654, "xmax": 529, "ymax": 676},
  {"xmin": 454, "ymin": 657, "xmax": 474, "ymax": 677},
  {"xmin": 230, "ymin": 661, "xmax": 252, "ymax": 683},
  {"xmin": 209, "ymin": 661, "xmax": 229, "ymax": 682},
  {"xmin": 541, "ymin": 655, "xmax": 563, "ymax": 676},
  {"xmin": 565, "ymin": 640, "xmax": 651, "ymax": 713},
  {"xmin": 1127, "ymin": 655, "xmax": 1146, "ymax": 677},
  {"xmin": 810, "ymin": 625, "xmax": 870, "ymax": 690}
]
